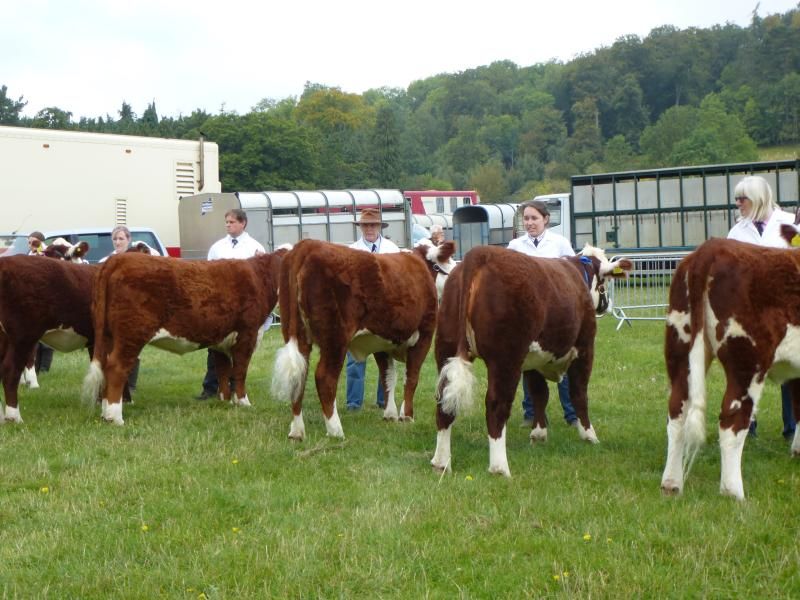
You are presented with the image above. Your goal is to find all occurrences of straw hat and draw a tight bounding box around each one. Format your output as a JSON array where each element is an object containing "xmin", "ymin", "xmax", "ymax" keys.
[{"xmin": 358, "ymin": 208, "xmax": 388, "ymax": 229}]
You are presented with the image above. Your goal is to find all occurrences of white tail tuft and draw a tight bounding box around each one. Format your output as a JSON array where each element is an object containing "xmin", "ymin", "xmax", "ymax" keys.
[
  {"xmin": 437, "ymin": 357, "xmax": 476, "ymax": 415},
  {"xmin": 271, "ymin": 338, "xmax": 308, "ymax": 403},
  {"xmin": 682, "ymin": 334, "xmax": 708, "ymax": 476},
  {"xmin": 82, "ymin": 360, "xmax": 105, "ymax": 405}
]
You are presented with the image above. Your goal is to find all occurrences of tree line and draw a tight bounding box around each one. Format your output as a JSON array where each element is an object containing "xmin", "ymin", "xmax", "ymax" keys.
[{"xmin": 1, "ymin": 7, "xmax": 798, "ymax": 202}]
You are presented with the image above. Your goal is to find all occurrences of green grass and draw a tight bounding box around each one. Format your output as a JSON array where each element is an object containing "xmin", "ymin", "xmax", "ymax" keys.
[
  {"xmin": 1, "ymin": 319, "xmax": 798, "ymax": 598},
  {"xmin": 758, "ymin": 144, "xmax": 800, "ymax": 161}
]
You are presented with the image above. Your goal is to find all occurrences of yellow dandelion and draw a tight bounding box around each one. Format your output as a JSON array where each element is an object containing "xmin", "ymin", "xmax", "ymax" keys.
[
  {"xmin": 465, "ymin": 475, "xmax": 474, "ymax": 481},
  {"xmin": 607, "ymin": 537, "xmax": 613, "ymax": 543},
  {"xmin": 232, "ymin": 527, "xmax": 240, "ymax": 534},
  {"xmin": 40, "ymin": 486, "xmax": 49, "ymax": 494},
  {"xmin": 583, "ymin": 533, "xmax": 591, "ymax": 541},
  {"xmin": 337, "ymin": 533, "xmax": 344, "ymax": 538},
  {"xmin": 777, "ymin": 479, "xmax": 785, "ymax": 485},
  {"xmin": 562, "ymin": 571, "xmax": 570, "ymax": 578},
  {"xmin": 141, "ymin": 524, "xmax": 149, "ymax": 532},
  {"xmin": 232, "ymin": 459, "xmax": 239, "ymax": 465},
  {"xmin": 553, "ymin": 575, "xmax": 560, "ymax": 581}
]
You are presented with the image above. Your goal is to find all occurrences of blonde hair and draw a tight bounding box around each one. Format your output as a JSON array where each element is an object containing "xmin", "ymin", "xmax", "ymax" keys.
[{"xmin": 734, "ymin": 176, "xmax": 776, "ymax": 223}]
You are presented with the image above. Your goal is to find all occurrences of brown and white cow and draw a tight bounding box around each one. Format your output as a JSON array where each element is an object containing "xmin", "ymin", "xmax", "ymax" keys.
[
  {"xmin": 431, "ymin": 245, "xmax": 632, "ymax": 476},
  {"xmin": 271, "ymin": 239, "xmax": 452, "ymax": 440},
  {"xmin": 82, "ymin": 249, "xmax": 286, "ymax": 425},
  {"xmin": 0, "ymin": 254, "xmax": 95, "ymax": 422},
  {"xmin": 661, "ymin": 231, "xmax": 800, "ymax": 500}
]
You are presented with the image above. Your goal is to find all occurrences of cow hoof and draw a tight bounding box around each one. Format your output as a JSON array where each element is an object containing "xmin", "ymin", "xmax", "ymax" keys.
[
  {"xmin": 102, "ymin": 417, "xmax": 125, "ymax": 426},
  {"xmin": 398, "ymin": 415, "xmax": 414, "ymax": 423},
  {"xmin": 431, "ymin": 463, "xmax": 449, "ymax": 474},
  {"xmin": 488, "ymin": 465, "xmax": 511, "ymax": 477},
  {"xmin": 287, "ymin": 432, "xmax": 304, "ymax": 442},
  {"xmin": 233, "ymin": 395, "xmax": 252, "ymax": 407},
  {"xmin": 4, "ymin": 416, "xmax": 23, "ymax": 424},
  {"xmin": 383, "ymin": 414, "xmax": 399, "ymax": 422},
  {"xmin": 660, "ymin": 480, "xmax": 682, "ymax": 496},
  {"xmin": 530, "ymin": 427, "xmax": 548, "ymax": 443},
  {"xmin": 791, "ymin": 446, "xmax": 800, "ymax": 457},
  {"xmin": 575, "ymin": 422, "xmax": 600, "ymax": 444}
]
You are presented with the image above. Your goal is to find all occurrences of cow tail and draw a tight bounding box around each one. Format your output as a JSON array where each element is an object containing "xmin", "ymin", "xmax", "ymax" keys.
[
  {"xmin": 270, "ymin": 250, "xmax": 307, "ymax": 403},
  {"xmin": 437, "ymin": 254, "xmax": 480, "ymax": 416},
  {"xmin": 271, "ymin": 338, "xmax": 307, "ymax": 403},
  {"xmin": 683, "ymin": 263, "xmax": 709, "ymax": 474},
  {"xmin": 82, "ymin": 267, "xmax": 109, "ymax": 405}
]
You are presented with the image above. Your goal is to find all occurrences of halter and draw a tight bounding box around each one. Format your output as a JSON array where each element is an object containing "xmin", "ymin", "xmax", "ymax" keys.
[{"xmin": 578, "ymin": 255, "xmax": 609, "ymax": 314}]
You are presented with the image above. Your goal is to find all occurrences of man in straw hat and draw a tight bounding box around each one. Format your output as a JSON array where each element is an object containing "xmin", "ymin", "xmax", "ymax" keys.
[{"xmin": 345, "ymin": 208, "xmax": 400, "ymax": 411}]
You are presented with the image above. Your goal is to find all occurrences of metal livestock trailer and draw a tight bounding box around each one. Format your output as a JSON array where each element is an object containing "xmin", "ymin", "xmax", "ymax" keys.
[{"xmin": 178, "ymin": 189, "xmax": 411, "ymax": 259}]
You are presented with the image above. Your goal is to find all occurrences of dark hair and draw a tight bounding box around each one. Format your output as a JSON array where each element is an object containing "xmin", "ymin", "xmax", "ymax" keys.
[
  {"xmin": 520, "ymin": 200, "xmax": 550, "ymax": 219},
  {"xmin": 225, "ymin": 208, "xmax": 248, "ymax": 225},
  {"xmin": 29, "ymin": 231, "xmax": 45, "ymax": 242}
]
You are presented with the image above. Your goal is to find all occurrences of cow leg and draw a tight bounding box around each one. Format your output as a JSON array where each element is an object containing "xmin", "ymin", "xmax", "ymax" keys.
[
  {"xmin": 566, "ymin": 356, "xmax": 599, "ymax": 443},
  {"xmin": 21, "ymin": 347, "xmax": 39, "ymax": 390},
  {"xmin": 789, "ymin": 379, "xmax": 800, "ymax": 457},
  {"xmin": 213, "ymin": 352, "xmax": 234, "ymax": 403},
  {"xmin": 101, "ymin": 349, "xmax": 140, "ymax": 426},
  {"xmin": 399, "ymin": 332, "xmax": 433, "ymax": 422},
  {"xmin": 228, "ymin": 339, "xmax": 257, "ymax": 407},
  {"xmin": 524, "ymin": 370, "xmax": 550, "ymax": 442},
  {"xmin": 431, "ymin": 360, "xmax": 462, "ymax": 474},
  {"xmin": 374, "ymin": 352, "xmax": 399, "ymax": 421},
  {"xmin": 484, "ymin": 360, "xmax": 520, "ymax": 477},
  {"xmin": 0, "ymin": 337, "xmax": 32, "ymax": 423},
  {"xmin": 718, "ymin": 357, "xmax": 765, "ymax": 500},
  {"xmin": 315, "ymin": 348, "xmax": 346, "ymax": 438},
  {"xmin": 661, "ymin": 355, "xmax": 690, "ymax": 496}
]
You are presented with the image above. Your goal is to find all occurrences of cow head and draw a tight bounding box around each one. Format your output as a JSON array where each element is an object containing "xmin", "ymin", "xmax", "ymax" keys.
[
  {"xmin": 573, "ymin": 244, "xmax": 633, "ymax": 315},
  {"xmin": 43, "ymin": 239, "xmax": 90, "ymax": 263},
  {"xmin": 413, "ymin": 240, "xmax": 457, "ymax": 300},
  {"xmin": 780, "ymin": 223, "xmax": 800, "ymax": 248},
  {"xmin": 127, "ymin": 241, "xmax": 160, "ymax": 256}
]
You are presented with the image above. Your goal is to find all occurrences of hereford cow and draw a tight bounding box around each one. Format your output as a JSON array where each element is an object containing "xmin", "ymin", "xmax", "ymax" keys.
[
  {"xmin": 271, "ymin": 239, "xmax": 453, "ymax": 440},
  {"xmin": 661, "ymin": 230, "xmax": 800, "ymax": 500},
  {"xmin": 83, "ymin": 249, "xmax": 286, "ymax": 424},
  {"xmin": 431, "ymin": 245, "xmax": 633, "ymax": 476},
  {"xmin": 0, "ymin": 254, "xmax": 95, "ymax": 422}
]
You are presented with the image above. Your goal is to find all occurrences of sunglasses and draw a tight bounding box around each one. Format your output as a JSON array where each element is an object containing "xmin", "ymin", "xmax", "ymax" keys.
[{"xmin": 734, "ymin": 196, "xmax": 749, "ymax": 202}]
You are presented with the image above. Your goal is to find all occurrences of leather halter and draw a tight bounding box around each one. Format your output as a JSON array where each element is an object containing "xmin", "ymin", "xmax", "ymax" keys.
[{"xmin": 577, "ymin": 256, "xmax": 609, "ymax": 314}]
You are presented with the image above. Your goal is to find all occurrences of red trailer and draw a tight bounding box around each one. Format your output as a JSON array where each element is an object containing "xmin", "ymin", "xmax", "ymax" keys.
[{"xmin": 404, "ymin": 190, "xmax": 480, "ymax": 216}]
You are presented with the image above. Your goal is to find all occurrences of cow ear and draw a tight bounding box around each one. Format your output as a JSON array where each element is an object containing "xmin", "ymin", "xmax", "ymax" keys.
[
  {"xmin": 603, "ymin": 258, "xmax": 633, "ymax": 279},
  {"xmin": 779, "ymin": 223, "xmax": 800, "ymax": 247}
]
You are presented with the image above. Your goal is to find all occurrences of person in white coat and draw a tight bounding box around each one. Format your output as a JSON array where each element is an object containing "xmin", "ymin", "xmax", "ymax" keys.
[
  {"xmin": 195, "ymin": 209, "xmax": 265, "ymax": 400},
  {"xmin": 727, "ymin": 175, "xmax": 796, "ymax": 440},
  {"xmin": 345, "ymin": 208, "xmax": 399, "ymax": 410},
  {"xmin": 508, "ymin": 199, "xmax": 578, "ymax": 428}
]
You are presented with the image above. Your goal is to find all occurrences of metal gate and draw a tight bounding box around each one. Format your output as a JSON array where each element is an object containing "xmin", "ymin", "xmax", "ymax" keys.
[{"xmin": 608, "ymin": 251, "xmax": 690, "ymax": 330}]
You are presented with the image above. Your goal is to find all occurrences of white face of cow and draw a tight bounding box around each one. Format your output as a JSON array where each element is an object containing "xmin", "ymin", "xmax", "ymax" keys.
[{"xmin": 579, "ymin": 245, "xmax": 633, "ymax": 315}]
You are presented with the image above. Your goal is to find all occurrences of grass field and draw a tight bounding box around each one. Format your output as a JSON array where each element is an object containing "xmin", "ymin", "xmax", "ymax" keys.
[{"xmin": 1, "ymin": 317, "xmax": 798, "ymax": 598}]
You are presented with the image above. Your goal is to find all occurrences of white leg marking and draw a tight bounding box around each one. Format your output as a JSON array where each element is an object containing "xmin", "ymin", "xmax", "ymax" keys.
[
  {"xmin": 103, "ymin": 401, "xmax": 124, "ymax": 426},
  {"xmin": 324, "ymin": 403, "xmax": 345, "ymax": 438},
  {"xmin": 233, "ymin": 393, "xmax": 252, "ymax": 407},
  {"xmin": 288, "ymin": 412, "xmax": 306, "ymax": 441},
  {"xmin": 792, "ymin": 429, "xmax": 800, "ymax": 457},
  {"xmin": 431, "ymin": 425, "xmax": 453, "ymax": 472},
  {"xmin": 383, "ymin": 359, "xmax": 399, "ymax": 421},
  {"xmin": 573, "ymin": 420, "xmax": 599, "ymax": 443},
  {"xmin": 719, "ymin": 426, "xmax": 747, "ymax": 500},
  {"xmin": 488, "ymin": 426, "xmax": 511, "ymax": 477},
  {"xmin": 661, "ymin": 416, "xmax": 685, "ymax": 495},
  {"xmin": 22, "ymin": 366, "xmax": 39, "ymax": 389},
  {"xmin": 4, "ymin": 405, "xmax": 22, "ymax": 423},
  {"xmin": 530, "ymin": 424, "xmax": 548, "ymax": 443}
]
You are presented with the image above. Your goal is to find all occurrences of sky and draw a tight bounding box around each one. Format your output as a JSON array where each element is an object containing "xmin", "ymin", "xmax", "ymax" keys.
[{"xmin": 4, "ymin": 0, "xmax": 798, "ymax": 121}]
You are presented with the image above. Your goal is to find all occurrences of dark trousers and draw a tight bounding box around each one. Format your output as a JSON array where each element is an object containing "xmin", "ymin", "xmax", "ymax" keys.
[{"xmin": 35, "ymin": 343, "xmax": 54, "ymax": 373}]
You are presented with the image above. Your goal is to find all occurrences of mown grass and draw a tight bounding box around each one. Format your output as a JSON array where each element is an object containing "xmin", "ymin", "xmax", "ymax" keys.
[{"xmin": 1, "ymin": 318, "xmax": 798, "ymax": 598}]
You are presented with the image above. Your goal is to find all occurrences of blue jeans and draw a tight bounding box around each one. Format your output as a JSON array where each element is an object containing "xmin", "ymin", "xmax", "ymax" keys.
[
  {"xmin": 749, "ymin": 383, "xmax": 797, "ymax": 437},
  {"xmin": 522, "ymin": 374, "xmax": 576, "ymax": 424},
  {"xmin": 345, "ymin": 352, "xmax": 385, "ymax": 409},
  {"xmin": 781, "ymin": 383, "xmax": 796, "ymax": 438}
]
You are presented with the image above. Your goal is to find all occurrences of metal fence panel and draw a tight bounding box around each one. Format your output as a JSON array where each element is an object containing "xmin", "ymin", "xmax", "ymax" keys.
[{"xmin": 608, "ymin": 251, "xmax": 691, "ymax": 330}]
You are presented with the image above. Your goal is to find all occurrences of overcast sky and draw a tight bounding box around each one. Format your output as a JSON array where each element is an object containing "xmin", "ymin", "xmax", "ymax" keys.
[{"xmin": 4, "ymin": 0, "xmax": 798, "ymax": 120}]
